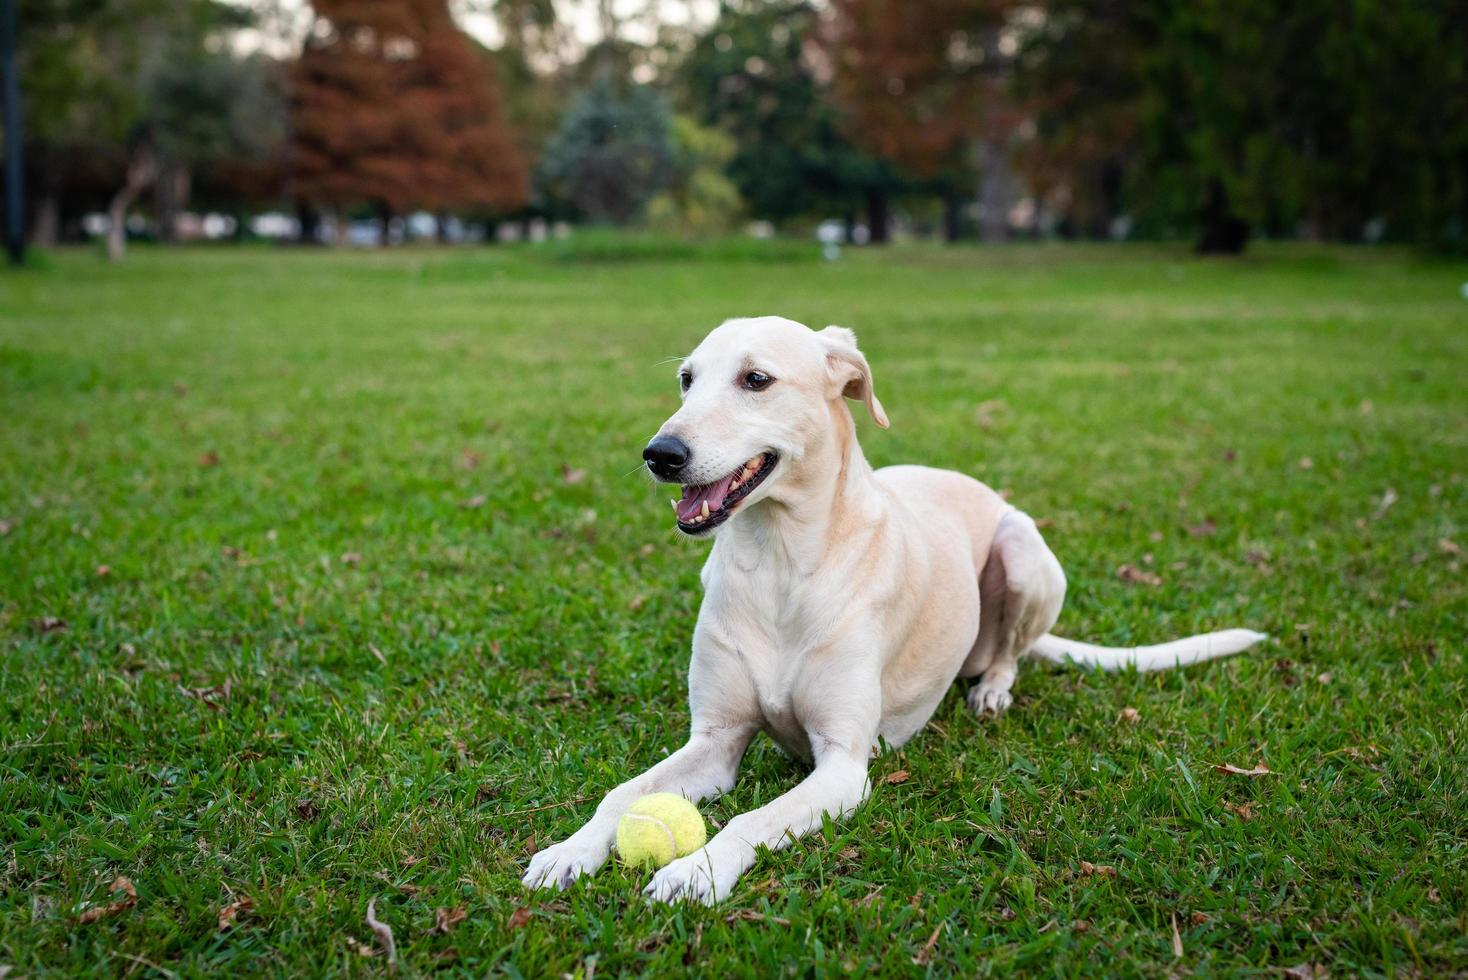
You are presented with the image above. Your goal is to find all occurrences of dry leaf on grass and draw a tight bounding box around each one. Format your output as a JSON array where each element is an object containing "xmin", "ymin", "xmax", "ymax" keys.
[
  {"xmin": 1213, "ymin": 763, "xmax": 1274, "ymax": 777},
  {"xmin": 1171, "ymin": 913, "xmax": 1184, "ymax": 959},
  {"xmin": 198, "ymin": 451, "xmax": 220, "ymax": 468},
  {"xmin": 345, "ymin": 937, "xmax": 378, "ymax": 957},
  {"xmin": 507, "ymin": 906, "xmax": 532, "ymax": 930},
  {"xmin": 218, "ymin": 896, "xmax": 253, "ymax": 931},
  {"xmin": 1438, "ymin": 538, "xmax": 1461, "ymax": 556},
  {"xmin": 1079, "ymin": 861, "xmax": 1117, "ymax": 879},
  {"xmin": 1224, "ymin": 801, "xmax": 1256, "ymax": 820},
  {"xmin": 1190, "ymin": 911, "xmax": 1208, "ymax": 925},
  {"xmin": 460, "ymin": 494, "xmax": 487, "ymax": 509},
  {"xmin": 884, "ymin": 770, "xmax": 910, "ymax": 785},
  {"xmin": 365, "ymin": 897, "xmax": 396, "ymax": 970},
  {"xmin": 95, "ymin": 564, "xmax": 112, "ymax": 578},
  {"xmin": 561, "ymin": 465, "xmax": 587, "ymax": 485},
  {"xmin": 912, "ymin": 923, "xmax": 943, "ymax": 966},
  {"xmin": 1282, "ymin": 964, "xmax": 1328, "ymax": 979},
  {"xmin": 1186, "ymin": 519, "xmax": 1217, "ymax": 537},
  {"xmin": 1372, "ymin": 488, "xmax": 1398, "ymax": 520},
  {"xmin": 0, "ymin": 518, "xmax": 12, "ymax": 535},
  {"xmin": 76, "ymin": 876, "xmax": 137, "ymax": 924},
  {"xmin": 432, "ymin": 906, "xmax": 467, "ymax": 934},
  {"xmin": 339, "ymin": 552, "xmax": 362, "ymax": 566},
  {"xmin": 1117, "ymin": 564, "xmax": 1162, "ymax": 586},
  {"xmin": 33, "ymin": 617, "xmax": 68, "ymax": 635},
  {"xmin": 1119, "ymin": 707, "xmax": 1141, "ymax": 724}
]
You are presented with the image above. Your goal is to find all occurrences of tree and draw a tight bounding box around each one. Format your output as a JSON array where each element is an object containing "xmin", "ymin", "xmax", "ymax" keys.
[
  {"xmin": 677, "ymin": 0, "xmax": 896, "ymax": 235},
  {"xmin": 646, "ymin": 115, "xmax": 744, "ymax": 237},
  {"xmin": 1014, "ymin": 0, "xmax": 1468, "ymax": 251},
  {"xmin": 535, "ymin": 77, "xmax": 673, "ymax": 224},
  {"xmin": 290, "ymin": 0, "xmax": 527, "ymax": 235}
]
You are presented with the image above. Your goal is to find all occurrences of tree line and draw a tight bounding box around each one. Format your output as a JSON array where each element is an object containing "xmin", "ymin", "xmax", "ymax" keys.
[{"xmin": 8, "ymin": 0, "xmax": 1467, "ymax": 258}]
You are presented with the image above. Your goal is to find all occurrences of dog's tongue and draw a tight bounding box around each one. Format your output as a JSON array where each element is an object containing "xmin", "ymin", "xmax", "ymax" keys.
[{"xmin": 676, "ymin": 472, "xmax": 736, "ymax": 523}]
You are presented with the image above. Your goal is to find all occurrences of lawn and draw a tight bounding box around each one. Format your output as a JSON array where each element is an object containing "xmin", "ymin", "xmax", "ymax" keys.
[{"xmin": 1, "ymin": 241, "xmax": 1464, "ymax": 976}]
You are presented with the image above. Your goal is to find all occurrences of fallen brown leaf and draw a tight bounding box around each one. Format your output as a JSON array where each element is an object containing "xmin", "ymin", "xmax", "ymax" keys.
[
  {"xmin": 507, "ymin": 906, "xmax": 532, "ymax": 930},
  {"xmin": 561, "ymin": 465, "xmax": 587, "ymax": 485},
  {"xmin": 912, "ymin": 923, "xmax": 943, "ymax": 965},
  {"xmin": 1117, "ymin": 564, "xmax": 1162, "ymax": 586},
  {"xmin": 884, "ymin": 770, "xmax": 910, "ymax": 785},
  {"xmin": 1079, "ymin": 861, "xmax": 1118, "ymax": 879},
  {"xmin": 459, "ymin": 449, "xmax": 481, "ymax": 470},
  {"xmin": 218, "ymin": 896, "xmax": 253, "ymax": 931},
  {"xmin": 1297, "ymin": 456, "xmax": 1313, "ymax": 470},
  {"xmin": 1281, "ymin": 964, "xmax": 1327, "ymax": 979},
  {"xmin": 1372, "ymin": 487, "xmax": 1398, "ymax": 520},
  {"xmin": 1118, "ymin": 707, "xmax": 1141, "ymax": 724},
  {"xmin": 1315, "ymin": 672, "xmax": 1332, "ymax": 684},
  {"xmin": 75, "ymin": 876, "xmax": 137, "ymax": 924},
  {"xmin": 365, "ymin": 897, "xmax": 397, "ymax": 970},
  {"xmin": 627, "ymin": 594, "xmax": 647, "ymax": 612},
  {"xmin": 1426, "ymin": 887, "xmax": 1440, "ymax": 903},
  {"xmin": 1439, "ymin": 538, "xmax": 1462, "ymax": 556},
  {"xmin": 198, "ymin": 450, "xmax": 220, "ymax": 468},
  {"xmin": 1171, "ymin": 913, "xmax": 1183, "ymax": 959},
  {"xmin": 33, "ymin": 617, "xmax": 68, "ymax": 635},
  {"xmin": 1072, "ymin": 919, "xmax": 1091, "ymax": 933},
  {"xmin": 1186, "ymin": 519, "xmax": 1217, "ymax": 538},
  {"xmin": 1223, "ymin": 801, "xmax": 1256, "ymax": 821},
  {"xmin": 345, "ymin": 936, "xmax": 378, "ymax": 957},
  {"xmin": 1190, "ymin": 911, "xmax": 1208, "ymax": 925},
  {"xmin": 295, "ymin": 800, "xmax": 320, "ymax": 821},
  {"xmin": 433, "ymin": 906, "xmax": 467, "ymax": 934},
  {"xmin": 95, "ymin": 564, "xmax": 112, "ymax": 578},
  {"xmin": 0, "ymin": 518, "xmax": 12, "ymax": 535},
  {"xmin": 460, "ymin": 494, "xmax": 487, "ymax": 509},
  {"xmin": 1213, "ymin": 762, "xmax": 1274, "ymax": 778},
  {"xmin": 340, "ymin": 552, "xmax": 362, "ymax": 566},
  {"xmin": 725, "ymin": 909, "xmax": 791, "ymax": 926}
]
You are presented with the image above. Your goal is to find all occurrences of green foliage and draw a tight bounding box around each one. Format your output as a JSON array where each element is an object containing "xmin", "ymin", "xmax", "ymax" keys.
[
  {"xmin": 646, "ymin": 116, "xmax": 745, "ymax": 237},
  {"xmin": 677, "ymin": 0, "xmax": 899, "ymax": 224},
  {"xmin": 536, "ymin": 78, "xmax": 675, "ymax": 224},
  {"xmin": 1, "ymin": 243, "xmax": 1465, "ymax": 973}
]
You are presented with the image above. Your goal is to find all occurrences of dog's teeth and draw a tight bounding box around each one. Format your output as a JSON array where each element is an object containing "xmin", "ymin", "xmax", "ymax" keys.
[{"xmin": 701, "ymin": 501, "xmax": 711, "ymax": 518}]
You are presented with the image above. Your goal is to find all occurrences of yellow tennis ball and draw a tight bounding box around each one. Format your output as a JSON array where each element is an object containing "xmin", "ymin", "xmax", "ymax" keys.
[{"xmin": 615, "ymin": 793, "xmax": 707, "ymax": 869}]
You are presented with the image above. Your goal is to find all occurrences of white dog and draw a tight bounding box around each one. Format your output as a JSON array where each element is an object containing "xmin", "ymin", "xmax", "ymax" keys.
[{"xmin": 523, "ymin": 316, "xmax": 1265, "ymax": 903}]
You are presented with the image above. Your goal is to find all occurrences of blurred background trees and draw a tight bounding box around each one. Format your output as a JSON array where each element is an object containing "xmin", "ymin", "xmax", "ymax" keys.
[{"xmin": 3, "ymin": 0, "xmax": 1465, "ymax": 256}]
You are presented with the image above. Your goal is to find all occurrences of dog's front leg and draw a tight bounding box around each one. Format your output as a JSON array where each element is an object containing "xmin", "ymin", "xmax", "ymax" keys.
[
  {"xmin": 522, "ymin": 726, "xmax": 754, "ymax": 891},
  {"xmin": 644, "ymin": 737, "xmax": 871, "ymax": 905}
]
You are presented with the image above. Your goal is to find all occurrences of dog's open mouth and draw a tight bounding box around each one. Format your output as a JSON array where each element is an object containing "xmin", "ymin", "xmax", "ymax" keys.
[{"xmin": 674, "ymin": 452, "xmax": 777, "ymax": 534}]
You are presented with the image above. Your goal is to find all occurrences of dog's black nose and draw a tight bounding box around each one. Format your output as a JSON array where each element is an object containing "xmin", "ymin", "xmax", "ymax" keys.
[{"xmin": 643, "ymin": 435, "xmax": 691, "ymax": 479}]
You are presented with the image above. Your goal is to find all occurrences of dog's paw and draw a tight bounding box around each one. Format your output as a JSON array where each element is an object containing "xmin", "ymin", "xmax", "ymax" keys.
[
  {"xmin": 643, "ymin": 851, "xmax": 733, "ymax": 905},
  {"xmin": 521, "ymin": 838, "xmax": 608, "ymax": 891},
  {"xmin": 967, "ymin": 682, "xmax": 1013, "ymax": 716}
]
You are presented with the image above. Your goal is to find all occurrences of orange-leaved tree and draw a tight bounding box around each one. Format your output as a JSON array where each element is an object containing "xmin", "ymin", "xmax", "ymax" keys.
[
  {"xmin": 290, "ymin": 0, "xmax": 527, "ymax": 235},
  {"xmin": 825, "ymin": 0, "xmax": 1018, "ymax": 240}
]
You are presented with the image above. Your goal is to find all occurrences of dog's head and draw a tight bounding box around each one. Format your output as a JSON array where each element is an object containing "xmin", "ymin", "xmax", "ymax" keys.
[{"xmin": 644, "ymin": 316, "xmax": 888, "ymax": 536}]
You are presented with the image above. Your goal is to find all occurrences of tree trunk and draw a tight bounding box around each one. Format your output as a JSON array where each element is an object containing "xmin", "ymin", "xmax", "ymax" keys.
[
  {"xmin": 376, "ymin": 202, "xmax": 393, "ymax": 246},
  {"xmin": 865, "ymin": 188, "xmax": 889, "ymax": 244},
  {"xmin": 33, "ymin": 189, "xmax": 59, "ymax": 246},
  {"xmin": 296, "ymin": 203, "xmax": 320, "ymax": 244},
  {"xmin": 155, "ymin": 162, "xmax": 190, "ymax": 243},
  {"xmin": 977, "ymin": 137, "xmax": 1012, "ymax": 243},
  {"xmin": 1196, "ymin": 178, "xmax": 1249, "ymax": 254},
  {"xmin": 942, "ymin": 191, "xmax": 962, "ymax": 243},
  {"xmin": 106, "ymin": 147, "xmax": 158, "ymax": 263}
]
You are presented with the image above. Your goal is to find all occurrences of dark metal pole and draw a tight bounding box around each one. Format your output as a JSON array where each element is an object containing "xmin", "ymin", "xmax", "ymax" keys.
[{"xmin": 2, "ymin": 0, "xmax": 23, "ymax": 266}]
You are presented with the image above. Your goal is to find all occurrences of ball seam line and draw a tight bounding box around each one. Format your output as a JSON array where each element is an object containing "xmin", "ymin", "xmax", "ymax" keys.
[{"xmin": 622, "ymin": 812, "xmax": 677, "ymax": 860}]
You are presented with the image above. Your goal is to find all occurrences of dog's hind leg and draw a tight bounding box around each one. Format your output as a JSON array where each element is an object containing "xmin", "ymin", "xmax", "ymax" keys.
[{"xmin": 960, "ymin": 510, "xmax": 1066, "ymax": 715}]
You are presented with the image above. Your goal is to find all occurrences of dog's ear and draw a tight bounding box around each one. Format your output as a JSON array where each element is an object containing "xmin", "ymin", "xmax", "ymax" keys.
[{"xmin": 819, "ymin": 325, "xmax": 889, "ymax": 429}]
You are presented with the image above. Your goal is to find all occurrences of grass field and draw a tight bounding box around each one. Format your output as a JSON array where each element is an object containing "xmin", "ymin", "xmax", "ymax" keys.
[{"xmin": 1, "ymin": 241, "xmax": 1465, "ymax": 976}]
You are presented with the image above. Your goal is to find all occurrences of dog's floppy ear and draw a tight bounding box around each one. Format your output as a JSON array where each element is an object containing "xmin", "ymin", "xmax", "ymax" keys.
[{"xmin": 819, "ymin": 325, "xmax": 889, "ymax": 429}]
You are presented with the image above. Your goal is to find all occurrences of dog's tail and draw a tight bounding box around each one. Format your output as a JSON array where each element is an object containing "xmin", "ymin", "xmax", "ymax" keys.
[{"xmin": 1029, "ymin": 628, "xmax": 1267, "ymax": 673}]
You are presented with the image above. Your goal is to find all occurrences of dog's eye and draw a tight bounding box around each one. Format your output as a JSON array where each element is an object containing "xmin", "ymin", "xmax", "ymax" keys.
[
  {"xmin": 743, "ymin": 371, "xmax": 774, "ymax": 392},
  {"xmin": 679, "ymin": 371, "xmax": 692, "ymax": 392}
]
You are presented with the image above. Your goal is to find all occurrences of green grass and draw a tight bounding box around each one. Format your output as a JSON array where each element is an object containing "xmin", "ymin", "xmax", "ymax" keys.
[{"xmin": 1, "ymin": 241, "xmax": 1465, "ymax": 976}]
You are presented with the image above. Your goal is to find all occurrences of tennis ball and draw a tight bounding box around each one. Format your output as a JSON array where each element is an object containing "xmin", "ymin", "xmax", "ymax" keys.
[{"xmin": 615, "ymin": 793, "xmax": 707, "ymax": 869}]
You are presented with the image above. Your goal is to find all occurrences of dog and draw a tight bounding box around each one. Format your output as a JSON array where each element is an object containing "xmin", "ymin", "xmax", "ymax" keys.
[{"xmin": 523, "ymin": 316, "xmax": 1265, "ymax": 903}]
